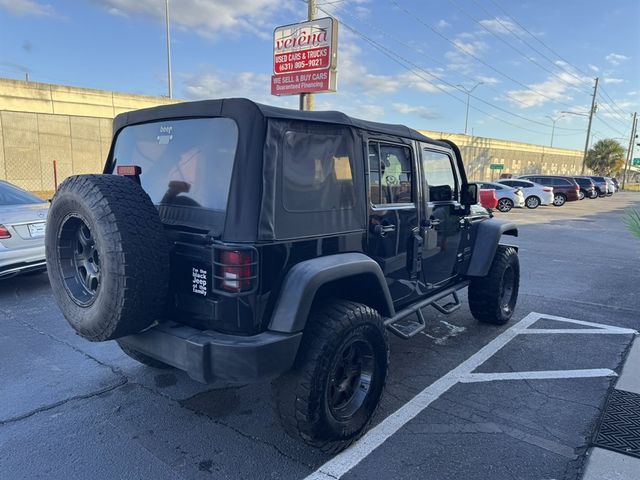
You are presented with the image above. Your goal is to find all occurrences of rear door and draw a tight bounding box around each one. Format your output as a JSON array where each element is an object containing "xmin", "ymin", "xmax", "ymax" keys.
[
  {"xmin": 419, "ymin": 145, "xmax": 464, "ymax": 290},
  {"xmin": 366, "ymin": 139, "xmax": 420, "ymax": 304}
]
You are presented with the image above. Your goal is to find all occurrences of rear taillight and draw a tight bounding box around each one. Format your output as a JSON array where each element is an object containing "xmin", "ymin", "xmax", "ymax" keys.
[
  {"xmin": 0, "ymin": 224, "xmax": 11, "ymax": 239},
  {"xmin": 543, "ymin": 187, "xmax": 552, "ymax": 192},
  {"xmin": 216, "ymin": 250, "xmax": 254, "ymax": 293},
  {"xmin": 116, "ymin": 165, "xmax": 142, "ymax": 176}
]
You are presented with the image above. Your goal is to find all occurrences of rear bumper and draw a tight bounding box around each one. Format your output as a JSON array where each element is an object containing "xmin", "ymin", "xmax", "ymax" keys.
[
  {"xmin": 0, "ymin": 244, "xmax": 46, "ymax": 277},
  {"xmin": 118, "ymin": 322, "xmax": 302, "ymax": 384}
]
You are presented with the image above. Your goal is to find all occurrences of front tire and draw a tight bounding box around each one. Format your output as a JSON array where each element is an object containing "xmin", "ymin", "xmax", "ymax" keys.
[
  {"xmin": 272, "ymin": 300, "xmax": 389, "ymax": 453},
  {"xmin": 468, "ymin": 246, "xmax": 520, "ymax": 325},
  {"xmin": 497, "ymin": 198, "xmax": 514, "ymax": 212},
  {"xmin": 525, "ymin": 196, "xmax": 540, "ymax": 209},
  {"xmin": 553, "ymin": 193, "xmax": 567, "ymax": 206}
]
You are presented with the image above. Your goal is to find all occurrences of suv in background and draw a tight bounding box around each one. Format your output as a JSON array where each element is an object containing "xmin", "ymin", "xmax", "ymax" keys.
[
  {"xmin": 587, "ymin": 176, "xmax": 609, "ymax": 197},
  {"xmin": 44, "ymin": 98, "xmax": 520, "ymax": 453},
  {"xmin": 518, "ymin": 175, "xmax": 580, "ymax": 206},
  {"xmin": 573, "ymin": 177, "xmax": 597, "ymax": 200}
]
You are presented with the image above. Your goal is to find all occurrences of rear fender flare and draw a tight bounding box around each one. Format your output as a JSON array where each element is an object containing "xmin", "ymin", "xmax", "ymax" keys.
[
  {"xmin": 268, "ymin": 253, "xmax": 394, "ymax": 333},
  {"xmin": 466, "ymin": 219, "xmax": 518, "ymax": 277}
]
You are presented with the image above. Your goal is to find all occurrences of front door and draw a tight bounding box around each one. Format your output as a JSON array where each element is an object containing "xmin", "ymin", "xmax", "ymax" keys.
[
  {"xmin": 366, "ymin": 140, "xmax": 420, "ymax": 304},
  {"xmin": 419, "ymin": 146, "xmax": 463, "ymax": 289}
]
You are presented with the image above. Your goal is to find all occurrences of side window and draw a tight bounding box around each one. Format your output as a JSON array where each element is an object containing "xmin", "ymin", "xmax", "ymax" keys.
[
  {"xmin": 282, "ymin": 129, "xmax": 355, "ymax": 212},
  {"xmin": 368, "ymin": 142, "xmax": 413, "ymax": 205},
  {"xmin": 501, "ymin": 180, "xmax": 515, "ymax": 187},
  {"xmin": 514, "ymin": 181, "xmax": 530, "ymax": 187},
  {"xmin": 422, "ymin": 148, "xmax": 457, "ymax": 201}
]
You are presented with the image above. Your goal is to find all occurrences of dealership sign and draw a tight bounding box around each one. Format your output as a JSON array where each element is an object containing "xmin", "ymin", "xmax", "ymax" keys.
[{"xmin": 271, "ymin": 17, "xmax": 338, "ymax": 96}]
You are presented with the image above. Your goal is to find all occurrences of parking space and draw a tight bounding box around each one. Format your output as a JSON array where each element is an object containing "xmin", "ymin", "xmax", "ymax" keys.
[{"xmin": 1, "ymin": 192, "xmax": 639, "ymax": 479}]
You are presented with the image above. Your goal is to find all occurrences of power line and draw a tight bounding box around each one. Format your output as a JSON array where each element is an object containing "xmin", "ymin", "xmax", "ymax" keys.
[
  {"xmin": 326, "ymin": 2, "xmax": 586, "ymax": 118},
  {"xmin": 389, "ymin": 0, "xmax": 587, "ymax": 112},
  {"xmin": 487, "ymin": 0, "xmax": 633, "ymax": 120},
  {"xmin": 313, "ymin": 3, "xmax": 585, "ymax": 138},
  {"xmin": 448, "ymin": 0, "xmax": 592, "ymax": 97}
]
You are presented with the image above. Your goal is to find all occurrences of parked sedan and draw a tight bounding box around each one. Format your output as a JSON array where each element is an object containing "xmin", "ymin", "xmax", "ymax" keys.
[
  {"xmin": 0, "ymin": 181, "xmax": 49, "ymax": 278},
  {"xmin": 472, "ymin": 181, "xmax": 525, "ymax": 212},
  {"xmin": 573, "ymin": 176, "xmax": 598, "ymax": 200},
  {"xmin": 497, "ymin": 179, "xmax": 554, "ymax": 209},
  {"xmin": 518, "ymin": 175, "xmax": 580, "ymax": 206}
]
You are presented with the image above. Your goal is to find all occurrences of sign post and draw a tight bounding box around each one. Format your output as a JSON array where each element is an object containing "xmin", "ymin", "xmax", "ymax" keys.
[{"xmin": 271, "ymin": 17, "xmax": 338, "ymax": 106}]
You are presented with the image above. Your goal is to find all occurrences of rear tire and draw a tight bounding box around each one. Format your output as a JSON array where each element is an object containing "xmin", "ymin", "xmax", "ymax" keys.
[
  {"xmin": 525, "ymin": 196, "xmax": 540, "ymax": 209},
  {"xmin": 117, "ymin": 341, "xmax": 172, "ymax": 369},
  {"xmin": 468, "ymin": 246, "xmax": 519, "ymax": 325},
  {"xmin": 578, "ymin": 190, "xmax": 585, "ymax": 200},
  {"xmin": 46, "ymin": 174, "xmax": 170, "ymax": 342},
  {"xmin": 553, "ymin": 193, "xmax": 567, "ymax": 206},
  {"xmin": 272, "ymin": 300, "xmax": 389, "ymax": 453}
]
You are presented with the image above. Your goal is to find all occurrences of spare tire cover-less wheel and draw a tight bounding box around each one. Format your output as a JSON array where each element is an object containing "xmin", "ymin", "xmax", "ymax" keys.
[{"xmin": 46, "ymin": 174, "xmax": 170, "ymax": 342}]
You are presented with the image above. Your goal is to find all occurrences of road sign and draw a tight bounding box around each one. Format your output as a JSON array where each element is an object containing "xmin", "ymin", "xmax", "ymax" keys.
[
  {"xmin": 633, "ymin": 158, "xmax": 640, "ymax": 166},
  {"xmin": 271, "ymin": 17, "xmax": 338, "ymax": 96},
  {"xmin": 489, "ymin": 163, "xmax": 505, "ymax": 170}
]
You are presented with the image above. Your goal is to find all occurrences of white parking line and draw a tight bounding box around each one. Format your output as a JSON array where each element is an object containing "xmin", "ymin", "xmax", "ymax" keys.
[
  {"xmin": 304, "ymin": 312, "xmax": 637, "ymax": 480},
  {"xmin": 460, "ymin": 369, "xmax": 618, "ymax": 383}
]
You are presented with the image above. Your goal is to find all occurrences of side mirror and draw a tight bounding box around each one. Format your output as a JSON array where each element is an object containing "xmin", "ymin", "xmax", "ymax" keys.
[{"xmin": 461, "ymin": 182, "xmax": 479, "ymax": 206}]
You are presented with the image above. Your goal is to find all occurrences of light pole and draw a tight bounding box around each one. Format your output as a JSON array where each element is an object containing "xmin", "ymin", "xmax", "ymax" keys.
[
  {"xmin": 545, "ymin": 113, "xmax": 565, "ymax": 147},
  {"xmin": 457, "ymin": 81, "xmax": 483, "ymax": 135},
  {"xmin": 165, "ymin": 0, "xmax": 173, "ymax": 98}
]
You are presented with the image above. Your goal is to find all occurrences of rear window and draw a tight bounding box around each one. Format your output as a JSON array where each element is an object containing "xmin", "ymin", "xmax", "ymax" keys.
[
  {"xmin": 592, "ymin": 176, "xmax": 605, "ymax": 182},
  {"xmin": 552, "ymin": 178, "xmax": 571, "ymax": 186},
  {"xmin": 0, "ymin": 181, "xmax": 46, "ymax": 205},
  {"xmin": 112, "ymin": 118, "xmax": 238, "ymax": 211}
]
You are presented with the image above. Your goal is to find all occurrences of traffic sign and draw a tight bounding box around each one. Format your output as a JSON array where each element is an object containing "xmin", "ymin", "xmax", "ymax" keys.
[
  {"xmin": 633, "ymin": 158, "xmax": 640, "ymax": 166},
  {"xmin": 490, "ymin": 164, "xmax": 505, "ymax": 170}
]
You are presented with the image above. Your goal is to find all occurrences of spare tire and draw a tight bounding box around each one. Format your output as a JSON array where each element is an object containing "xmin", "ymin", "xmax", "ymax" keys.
[{"xmin": 46, "ymin": 174, "xmax": 170, "ymax": 341}]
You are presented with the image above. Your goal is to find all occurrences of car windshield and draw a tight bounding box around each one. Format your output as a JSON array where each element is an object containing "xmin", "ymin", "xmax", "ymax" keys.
[
  {"xmin": 0, "ymin": 181, "xmax": 46, "ymax": 206},
  {"xmin": 112, "ymin": 117, "xmax": 238, "ymax": 212}
]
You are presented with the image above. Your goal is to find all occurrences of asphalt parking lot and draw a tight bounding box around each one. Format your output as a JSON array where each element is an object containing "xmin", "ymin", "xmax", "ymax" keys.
[{"xmin": 1, "ymin": 192, "xmax": 639, "ymax": 480}]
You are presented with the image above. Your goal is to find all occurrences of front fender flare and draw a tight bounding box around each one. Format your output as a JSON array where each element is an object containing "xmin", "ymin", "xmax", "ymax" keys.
[{"xmin": 466, "ymin": 219, "xmax": 518, "ymax": 277}]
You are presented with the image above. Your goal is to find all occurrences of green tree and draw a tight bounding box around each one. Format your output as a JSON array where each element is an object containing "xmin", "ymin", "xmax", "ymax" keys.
[{"xmin": 585, "ymin": 139, "xmax": 626, "ymax": 175}]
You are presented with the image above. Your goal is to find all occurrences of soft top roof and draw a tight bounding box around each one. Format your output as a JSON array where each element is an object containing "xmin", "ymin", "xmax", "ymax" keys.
[{"xmin": 112, "ymin": 97, "xmax": 441, "ymax": 145}]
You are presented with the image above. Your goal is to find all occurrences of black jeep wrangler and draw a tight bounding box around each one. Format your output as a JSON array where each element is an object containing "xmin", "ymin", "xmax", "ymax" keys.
[{"xmin": 45, "ymin": 98, "xmax": 519, "ymax": 453}]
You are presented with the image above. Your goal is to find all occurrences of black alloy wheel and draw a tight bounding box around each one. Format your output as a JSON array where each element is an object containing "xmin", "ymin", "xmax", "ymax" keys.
[
  {"xmin": 327, "ymin": 339, "xmax": 375, "ymax": 421},
  {"xmin": 57, "ymin": 215, "xmax": 101, "ymax": 306}
]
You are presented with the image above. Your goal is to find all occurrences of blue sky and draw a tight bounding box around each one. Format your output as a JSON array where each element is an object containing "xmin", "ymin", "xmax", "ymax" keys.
[{"xmin": 1, "ymin": 0, "xmax": 638, "ymax": 150}]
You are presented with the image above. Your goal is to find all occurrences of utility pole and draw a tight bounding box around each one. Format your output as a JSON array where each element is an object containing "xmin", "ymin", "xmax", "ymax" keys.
[
  {"xmin": 300, "ymin": 0, "xmax": 317, "ymax": 111},
  {"xmin": 457, "ymin": 81, "xmax": 483, "ymax": 135},
  {"xmin": 622, "ymin": 112, "xmax": 637, "ymax": 190},
  {"xmin": 165, "ymin": 0, "xmax": 173, "ymax": 98},
  {"xmin": 581, "ymin": 77, "xmax": 598, "ymax": 174}
]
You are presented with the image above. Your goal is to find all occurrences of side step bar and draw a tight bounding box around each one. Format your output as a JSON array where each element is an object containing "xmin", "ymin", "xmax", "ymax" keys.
[{"xmin": 384, "ymin": 281, "xmax": 468, "ymax": 339}]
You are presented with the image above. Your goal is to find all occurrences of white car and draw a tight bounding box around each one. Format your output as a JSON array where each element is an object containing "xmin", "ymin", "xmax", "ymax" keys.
[
  {"xmin": 472, "ymin": 181, "xmax": 525, "ymax": 212},
  {"xmin": 497, "ymin": 179, "xmax": 554, "ymax": 209},
  {"xmin": 0, "ymin": 180, "xmax": 49, "ymax": 278}
]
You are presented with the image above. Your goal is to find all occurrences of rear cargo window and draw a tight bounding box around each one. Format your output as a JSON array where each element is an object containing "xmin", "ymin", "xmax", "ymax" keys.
[
  {"xmin": 282, "ymin": 129, "xmax": 355, "ymax": 212},
  {"xmin": 112, "ymin": 118, "xmax": 238, "ymax": 212}
]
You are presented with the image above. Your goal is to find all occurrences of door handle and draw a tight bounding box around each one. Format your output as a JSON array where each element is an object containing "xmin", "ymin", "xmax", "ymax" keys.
[{"xmin": 374, "ymin": 224, "xmax": 396, "ymax": 237}]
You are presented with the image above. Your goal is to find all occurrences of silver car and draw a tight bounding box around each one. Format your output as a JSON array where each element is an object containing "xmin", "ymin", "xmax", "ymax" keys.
[
  {"xmin": 0, "ymin": 181, "xmax": 49, "ymax": 278},
  {"xmin": 473, "ymin": 181, "xmax": 525, "ymax": 212}
]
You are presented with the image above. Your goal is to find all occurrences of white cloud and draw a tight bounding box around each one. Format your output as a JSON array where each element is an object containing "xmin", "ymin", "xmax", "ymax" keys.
[
  {"xmin": 477, "ymin": 75, "xmax": 500, "ymax": 86},
  {"xmin": 478, "ymin": 16, "xmax": 521, "ymax": 35},
  {"xmin": 98, "ymin": 0, "xmax": 295, "ymax": 39},
  {"xmin": 588, "ymin": 64, "xmax": 599, "ymax": 72},
  {"xmin": 436, "ymin": 19, "xmax": 451, "ymax": 28},
  {"xmin": 605, "ymin": 53, "xmax": 629, "ymax": 66},
  {"xmin": 628, "ymin": 91, "xmax": 638, "ymax": 96},
  {"xmin": 444, "ymin": 36, "xmax": 488, "ymax": 72},
  {"xmin": 603, "ymin": 78, "xmax": 624, "ymax": 85},
  {"xmin": 505, "ymin": 69, "xmax": 591, "ymax": 108},
  {"xmin": 0, "ymin": 0, "xmax": 54, "ymax": 16},
  {"xmin": 393, "ymin": 103, "xmax": 439, "ymax": 120}
]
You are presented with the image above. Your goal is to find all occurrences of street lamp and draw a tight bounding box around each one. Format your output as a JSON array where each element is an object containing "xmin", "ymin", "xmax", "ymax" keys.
[
  {"xmin": 545, "ymin": 113, "xmax": 566, "ymax": 147},
  {"xmin": 457, "ymin": 81, "xmax": 484, "ymax": 135},
  {"xmin": 165, "ymin": 0, "xmax": 173, "ymax": 98}
]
